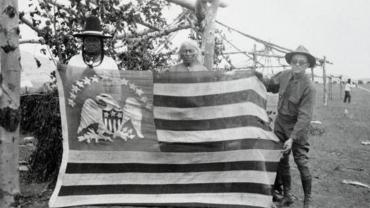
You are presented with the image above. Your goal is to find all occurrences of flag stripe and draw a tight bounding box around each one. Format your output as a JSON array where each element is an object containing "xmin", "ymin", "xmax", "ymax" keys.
[
  {"xmin": 68, "ymin": 149, "xmax": 282, "ymax": 164},
  {"xmin": 153, "ymin": 89, "xmax": 266, "ymax": 109},
  {"xmin": 154, "ymin": 115, "xmax": 270, "ymax": 131},
  {"xmin": 58, "ymin": 183, "xmax": 272, "ymax": 196},
  {"xmin": 153, "ymin": 102, "xmax": 269, "ymax": 122},
  {"xmin": 154, "ymin": 70, "xmax": 255, "ymax": 83},
  {"xmin": 156, "ymin": 126, "xmax": 279, "ymax": 143},
  {"xmin": 158, "ymin": 139, "xmax": 281, "ymax": 152},
  {"xmin": 153, "ymin": 76, "xmax": 266, "ymax": 98},
  {"xmin": 51, "ymin": 193, "xmax": 272, "ymax": 208},
  {"xmin": 62, "ymin": 171, "xmax": 276, "ymax": 186},
  {"xmin": 65, "ymin": 161, "xmax": 278, "ymax": 174}
]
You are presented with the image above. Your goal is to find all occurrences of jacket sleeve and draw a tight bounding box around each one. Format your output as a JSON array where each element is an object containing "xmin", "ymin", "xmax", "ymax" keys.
[
  {"xmin": 263, "ymin": 72, "xmax": 281, "ymax": 93},
  {"xmin": 290, "ymin": 86, "xmax": 316, "ymax": 140}
]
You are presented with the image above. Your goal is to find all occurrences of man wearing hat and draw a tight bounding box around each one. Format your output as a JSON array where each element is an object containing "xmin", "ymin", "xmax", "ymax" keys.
[
  {"xmin": 68, "ymin": 15, "xmax": 118, "ymax": 70},
  {"xmin": 256, "ymin": 45, "xmax": 316, "ymax": 208}
]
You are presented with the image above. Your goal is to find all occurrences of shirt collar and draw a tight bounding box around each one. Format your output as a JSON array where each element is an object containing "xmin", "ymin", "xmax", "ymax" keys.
[{"xmin": 290, "ymin": 70, "xmax": 307, "ymax": 81}]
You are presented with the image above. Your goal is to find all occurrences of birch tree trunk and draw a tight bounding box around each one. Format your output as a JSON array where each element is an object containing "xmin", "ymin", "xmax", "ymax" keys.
[
  {"xmin": 201, "ymin": 0, "xmax": 220, "ymax": 70},
  {"xmin": 0, "ymin": 0, "xmax": 21, "ymax": 207}
]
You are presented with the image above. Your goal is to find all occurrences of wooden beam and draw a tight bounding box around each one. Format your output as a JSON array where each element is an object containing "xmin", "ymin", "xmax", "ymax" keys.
[
  {"xmin": 223, "ymin": 51, "xmax": 284, "ymax": 58},
  {"xmin": 166, "ymin": 0, "xmax": 227, "ymax": 11},
  {"xmin": 216, "ymin": 20, "xmax": 333, "ymax": 65}
]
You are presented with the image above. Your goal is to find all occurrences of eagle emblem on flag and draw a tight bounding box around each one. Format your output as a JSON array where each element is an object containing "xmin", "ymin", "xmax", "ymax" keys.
[{"xmin": 77, "ymin": 93, "xmax": 144, "ymax": 143}]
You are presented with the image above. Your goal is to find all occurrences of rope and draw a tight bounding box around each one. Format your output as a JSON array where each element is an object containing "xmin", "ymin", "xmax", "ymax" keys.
[
  {"xmin": 216, "ymin": 20, "xmax": 291, "ymax": 54},
  {"xmin": 221, "ymin": 36, "xmax": 264, "ymax": 67}
]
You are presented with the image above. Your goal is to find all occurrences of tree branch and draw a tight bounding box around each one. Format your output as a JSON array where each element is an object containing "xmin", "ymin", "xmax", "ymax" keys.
[
  {"xmin": 119, "ymin": 23, "xmax": 191, "ymax": 40},
  {"xmin": 19, "ymin": 38, "xmax": 44, "ymax": 44},
  {"xmin": 44, "ymin": 0, "xmax": 160, "ymax": 31},
  {"xmin": 19, "ymin": 12, "xmax": 44, "ymax": 35}
]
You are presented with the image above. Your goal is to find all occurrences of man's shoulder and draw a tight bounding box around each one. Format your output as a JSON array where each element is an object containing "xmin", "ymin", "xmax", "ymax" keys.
[
  {"xmin": 68, "ymin": 54, "xmax": 83, "ymax": 65},
  {"xmin": 67, "ymin": 54, "xmax": 118, "ymax": 70},
  {"xmin": 304, "ymin": 78, "xmax": 316, "ymax": 94}
]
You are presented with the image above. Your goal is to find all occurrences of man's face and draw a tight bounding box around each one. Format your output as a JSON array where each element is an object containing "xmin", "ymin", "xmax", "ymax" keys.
[
  {"xmin": 180, "ymin": 45, "xmax": 198, "ymax": 66},
  {"xmin": 83, "ymin": 36, "xmax": 102, "ymax": 55},
  {"xmin": 290, "ymin": 54, "xmax": 309, "ymax": 74}
]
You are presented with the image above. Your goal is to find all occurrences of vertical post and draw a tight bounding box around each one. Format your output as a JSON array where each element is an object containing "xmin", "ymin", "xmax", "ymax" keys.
[
  {"xmin": 311, "ymin": 68, "xmax": 314, "ymax": 82},
  {"xmin": 322, "ymin": 56, "xmax": 328, "ymax": 106},
  {"xmin": 201, "ymin": 0, "xmax": 220, "ymax": 70},
  {"xmin": 0, "ymin": 0, "xmax": 21, "ymax": 206},
  {"xmin": 339, "ymin": 76, "xmax": 343, "ymax": 100},
  {"xmin": 328, "ymin": 76, "xmax": 333, "ymax": 100},
  {"xmin": 252, "ymin": 44, "xmax": 257, "ymax": 71}
]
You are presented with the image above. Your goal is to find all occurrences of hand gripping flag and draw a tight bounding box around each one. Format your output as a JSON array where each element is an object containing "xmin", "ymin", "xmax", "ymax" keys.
[{"xmin": 49, "ymin": 65, "xmax": 282, "ymax": 208}]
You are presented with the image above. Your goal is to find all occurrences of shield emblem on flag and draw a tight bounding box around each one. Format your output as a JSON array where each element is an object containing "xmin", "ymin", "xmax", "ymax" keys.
[{"xmin": 102, "ymin": 109, "xmax": 124, "ymax": 133}]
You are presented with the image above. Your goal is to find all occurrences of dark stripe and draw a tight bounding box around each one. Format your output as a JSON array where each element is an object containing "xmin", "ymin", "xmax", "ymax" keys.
[
  {"xmin": 58, "ymin": 183, "xmax": 272, "ymax": 196},
  {"xmin": 68, "ymin": 203, "xmax": 265, "ymax": 208},
  {"xmin": 154, "ymin": 115, "xmax": 271, "ymax": 131},
  {"xmin": 154, "ymin": 70, "xmax": 255, "ymax": 83},
  {"xmin": 159, "ymin": 139, "xmax": 282, "ymax": 152},
  {"xmin": 153, "ymin": 89, "xmax": 266, "ymax": 108},
  {"xmin": 65, "ymin": 161, "xmax": 278, "ymax": 174}
]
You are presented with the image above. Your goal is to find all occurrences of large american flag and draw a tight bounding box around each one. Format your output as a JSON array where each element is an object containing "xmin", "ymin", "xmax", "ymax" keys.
[{"xmin": 50, "ymin": 66, "xmax": 281, "ymax": 208}]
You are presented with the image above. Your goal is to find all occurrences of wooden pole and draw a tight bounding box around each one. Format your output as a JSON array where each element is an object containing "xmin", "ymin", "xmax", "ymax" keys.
[
  {"xmin": 311, "ymin": 68, "xmax": 314, "ymax": 82},
  {"xmin": 328, "ymin": 76, "xmax": 333, "ymax": 100},
  {"xmin": 322, "ymin": 56, "xmax": 328, "ymax": 106},
  {"xmin": 0, "ymin": 0, "xmax": 21, "ymax": 206},
  {"xmin": 339, "ymin": 76, "xmax": 343, "ymax": 100},
  {"xmin": 201, "ymin": 0, "xmax": 220, "ymax": 70},
  {"xmin": 252, "ymin": 44, "xmax": 257, "ymax": 71}
]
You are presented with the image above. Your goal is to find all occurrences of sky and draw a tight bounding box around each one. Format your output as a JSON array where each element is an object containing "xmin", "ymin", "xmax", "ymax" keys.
[{"xmin": 19, "ymin": 0, "xmax": 370, "ymax": 79}]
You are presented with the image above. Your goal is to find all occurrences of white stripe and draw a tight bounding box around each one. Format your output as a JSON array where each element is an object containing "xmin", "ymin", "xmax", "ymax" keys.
[
  {"xmin": 108, "ymin": 119, "xmax": 112, "ymax": 132},
  {"xmin": 154, "ymin": 76, "xmax": 267, "ymax": 99},
  {"xmin": 154, "ymin": 102, "xmax": 269, "ymax": 122},
  {"xmin": 62, "ymin": 171, "xmax": 276, "ymax": 186},
  {"xmin": 68, "ymin": 149, "xmax": 282, "ymax": 164},
  {"xmin": 157, "ymin": 126, "xmax": 279, "ymax": 143},
  {"xmin": 50, "ymin": 193, "xmax": 273, "ymax": 208}
]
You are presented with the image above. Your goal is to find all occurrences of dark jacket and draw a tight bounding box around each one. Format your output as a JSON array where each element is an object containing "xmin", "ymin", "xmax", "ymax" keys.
[{"xmin": 263, "ymin": 70, "xmax": 315, "ymax": 141}]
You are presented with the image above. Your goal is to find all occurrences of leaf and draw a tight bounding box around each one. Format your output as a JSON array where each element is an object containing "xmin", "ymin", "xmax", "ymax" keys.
[{"xmin": 34, "ymin": 57, "xmax": 41, "ymax": 68}]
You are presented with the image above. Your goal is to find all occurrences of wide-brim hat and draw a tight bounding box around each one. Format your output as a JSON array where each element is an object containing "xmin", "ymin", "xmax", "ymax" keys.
[
  {"xmin": 285, "ymin": 45, "xmax": 316, "ymax": 68},
  {"xmin": 73, "ymin": 16, "xmax": 112, "ymax": 38}
]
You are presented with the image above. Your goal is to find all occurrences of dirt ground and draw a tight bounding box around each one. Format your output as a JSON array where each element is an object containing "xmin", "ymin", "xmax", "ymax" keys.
[
  {"xmin": 18, "ymin": 84, "xmax": 370, "ymax": 208},
  {"xmin": 286, "ymin": 83, "xmax": 370, "ymax": 208}
]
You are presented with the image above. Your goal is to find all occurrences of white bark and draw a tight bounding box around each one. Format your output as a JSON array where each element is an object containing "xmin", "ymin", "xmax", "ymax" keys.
[
  {"xmin": 0, "ymin": 0, "xmax": 21, "ymax": 207},
  {"xmin": 201, "ymin": 0, "xmax": 219, "ymax": 70}
]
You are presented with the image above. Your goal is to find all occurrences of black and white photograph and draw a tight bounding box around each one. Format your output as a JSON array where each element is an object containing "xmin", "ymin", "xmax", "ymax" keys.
[{"xmin": 1, "ymin": 0, "xmax": 369, "ymax": 208}]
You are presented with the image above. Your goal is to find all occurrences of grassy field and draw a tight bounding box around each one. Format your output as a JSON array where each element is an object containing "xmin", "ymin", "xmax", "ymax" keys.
[
  {"xmin": 287, "ymin": 83, "xmax": 370, "ymax": 208},
  {"xmin": 18, "ymin": 84, "xmax": 370, "ymax": 208}
]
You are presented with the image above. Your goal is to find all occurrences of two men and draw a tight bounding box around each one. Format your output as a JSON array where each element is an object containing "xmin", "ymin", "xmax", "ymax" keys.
[{"xmin": 258, "ymin": 46, "xmax": 316, "ymax": 208}]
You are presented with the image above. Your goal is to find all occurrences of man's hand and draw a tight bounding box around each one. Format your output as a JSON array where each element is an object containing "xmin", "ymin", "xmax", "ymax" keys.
[{"xmin": 282, "ymin": 138, "xmax": 293, "ymax": 154}]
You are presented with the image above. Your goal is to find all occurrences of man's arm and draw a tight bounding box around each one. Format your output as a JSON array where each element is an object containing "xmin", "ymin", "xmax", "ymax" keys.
[
  {"xmin": 255, "ymin": 71, "xmax": 281, "ymax": 93},
  {"xmin": 290, "ymin": 86, "xmax": 316, "ymax": 141}
]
